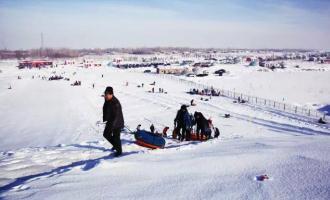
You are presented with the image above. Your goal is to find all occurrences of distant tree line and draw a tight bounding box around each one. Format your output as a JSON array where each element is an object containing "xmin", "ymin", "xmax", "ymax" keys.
[
  {"xmin": 0, "ymin": 47, "xmax": 319, "ymax": 60},
  {"xmin": 0, "ymin": 48, "xmax": 82, "ymax": 60}
]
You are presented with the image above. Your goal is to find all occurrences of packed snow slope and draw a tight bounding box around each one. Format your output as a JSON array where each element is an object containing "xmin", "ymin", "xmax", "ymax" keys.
[{"xmin": 0, "ymin": 60, "xmax": 330, "ymax": 200}]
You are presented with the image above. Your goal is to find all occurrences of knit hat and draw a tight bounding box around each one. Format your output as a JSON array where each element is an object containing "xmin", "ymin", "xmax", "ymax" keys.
[
  {"xmin": 104, "ymin": 86, "xmax": 113, "ymax": 95},
  {"xmin": 181, "ymin": 104, "xmax": 188, "ymax": 110}
]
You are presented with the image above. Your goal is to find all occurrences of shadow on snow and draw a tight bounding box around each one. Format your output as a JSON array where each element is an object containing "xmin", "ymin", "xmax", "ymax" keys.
[{"xmin": 0, "ymin": 145, "xmax": 139, "ymax": 195}]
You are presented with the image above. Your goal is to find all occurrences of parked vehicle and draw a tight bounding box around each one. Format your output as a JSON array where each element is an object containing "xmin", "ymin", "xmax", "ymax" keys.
[
  {"xmin": 186, "ymin": 73, "xmax": 196, "ymax": 77},
  {"xmin": 196, "ymin": 74, "xmax": 208, "ymax": 77}
]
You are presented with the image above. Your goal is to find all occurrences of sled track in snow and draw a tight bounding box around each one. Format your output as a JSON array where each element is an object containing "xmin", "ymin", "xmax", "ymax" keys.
[
  {"xmin": 144, "ymin": 72, "xmax": 328, "ymax": 124},
  {"xmin": 138, "ymin": 72, "xmax": 330, "ymax": 133},
  {"xmin": 134, "ymin": 92, "xmax": 329, "ymax": 137},
  {"xmin": 138, "ymin": 85, "xmax": 330, "ymax": 136},
  {"xmin": 123, "ymin": 72, "xmax": 330, "ymax": 136}
]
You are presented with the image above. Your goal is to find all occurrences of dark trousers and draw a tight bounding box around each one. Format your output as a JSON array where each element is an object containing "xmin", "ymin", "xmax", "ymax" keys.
[
  {"xmin": 103, "ymin": 124, "xmax": 122, "ymax": 154},
  {"xmin": 176, "ymin": 124, "xmax": 186, "ymax": 141},
  {"xmin": 185, "ymin": 128, "xmax": 191, "ymax": 141},
  {"xmin": 196, "ymin": 125, "xmax": 202, "ymax": 139}
]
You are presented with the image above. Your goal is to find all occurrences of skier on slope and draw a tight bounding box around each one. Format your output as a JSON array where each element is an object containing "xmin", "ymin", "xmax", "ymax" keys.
[{"xmin": 103, "ymin": 86, "xmax": 124, "ymax": 157}]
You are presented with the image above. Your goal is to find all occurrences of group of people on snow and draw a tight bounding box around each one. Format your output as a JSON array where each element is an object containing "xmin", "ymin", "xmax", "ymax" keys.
[
  {"xmin": 101, "ymin": 85, "xmax": 221, "ymax": 157},
  {"xmin": 189, "ymin": 88, "xmax": 221, "ymax": 97},
  {"xmin": 71, "ymin": 80, "xmax": 81, "ymax": 86},
  {"xmin": 48, "ymin": 75, "xmax": 64, "ymax": 81},
  {"xmin": 174, "ymin": 105, "xmax": 219, "ymax": 141},
  {"xmin": 158, "ymin": 88, "xmax": 165, "ymax": 93}
]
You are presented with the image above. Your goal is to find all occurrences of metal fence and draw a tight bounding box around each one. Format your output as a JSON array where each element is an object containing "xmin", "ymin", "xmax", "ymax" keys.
[{"xmin": 153, "ymin": 73, "xmax": 328, "ymax": 121}]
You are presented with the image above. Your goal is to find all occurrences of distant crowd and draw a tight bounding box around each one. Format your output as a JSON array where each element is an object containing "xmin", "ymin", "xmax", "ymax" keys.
[{"xmin": 188, "ymin": 88, "xmax": 221, "ymax": 97}]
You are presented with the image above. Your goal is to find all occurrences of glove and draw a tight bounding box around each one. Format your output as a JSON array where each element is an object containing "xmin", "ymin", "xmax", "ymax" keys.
[{"xmin": 105, "ymin": 123, "xmax": 113, "ymax": 134}]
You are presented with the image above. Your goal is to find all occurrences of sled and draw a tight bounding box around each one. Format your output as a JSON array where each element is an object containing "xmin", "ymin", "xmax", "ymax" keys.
[
  {"xmin": 172, "ymin": 129, "xmax": 209, "ymax": 141},
  {"xmin": 190, "ymin": 133, "xmax": 209, "ymax": 141},
  {"xmin": 134, "ymin": 130, "xmax": 166, "ymax": 149}
]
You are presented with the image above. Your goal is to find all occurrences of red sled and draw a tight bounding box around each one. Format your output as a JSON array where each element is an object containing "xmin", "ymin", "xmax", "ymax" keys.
[
  {"xmin": 189, "ymin": 133, "xmax": 208, "ymax": 141},
  {"xmin": 173, "ymin": 129, "xmax": 209, "ymax": 141}
]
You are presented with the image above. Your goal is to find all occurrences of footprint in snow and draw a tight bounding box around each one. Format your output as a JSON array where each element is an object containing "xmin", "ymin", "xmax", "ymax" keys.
[{"xmin": 11, "ymin": 184, "xmax": 30, "ymax": 192}]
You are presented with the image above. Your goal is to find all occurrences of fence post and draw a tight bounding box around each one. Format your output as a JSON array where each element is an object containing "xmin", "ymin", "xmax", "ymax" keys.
[
  {"xmin": 295, "ymin": 106, "xmax": 297, "ymax": 113},
  {"xmin": 256, "ymin": 97, "xmax": 257, "ymax": 103},
  {"xmin": 273, "ymin": 102, "xmax": 275, "ymax": 108},
  {"xmin": 308, "ymin": 109, "xmax": 310, "ymax": 116},
  {"xmin": 284, "ymin": 104, "xmax": 286, "ymax": 111},
  {"xmin": 264, "ymin": 99, "xmax": 266, "ymax": 105}
]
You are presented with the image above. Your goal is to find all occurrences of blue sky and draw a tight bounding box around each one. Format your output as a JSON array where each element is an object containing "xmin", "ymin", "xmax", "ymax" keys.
[{"xmin": 0, "ymin": 0, "xmax": 329, "ymax": 49}]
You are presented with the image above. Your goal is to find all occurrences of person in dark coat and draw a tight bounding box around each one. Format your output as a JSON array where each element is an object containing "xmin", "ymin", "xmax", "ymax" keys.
[
  {"xmin": 150, "ymin": 124, "xmax": 155, "ymax": 133},
  {"xmin": 174, "ymin": 105, "xmax": 188, "ymax": 141},
  {"xmin": 194, "ymin": 112, "xmax": 202, "ymax": 139},
  {"xmin": 103, "ymin": 86, "xmax": 124, "ymax": 157},
  {"xmin": 318, "ymin": 117, "xmax": 326, "ymax": 124},
  {"xmin": 194, "ymin": 111, "xmax": 209, "ymax": 140},
  {"xmin": 183, "ymin": 112, "xmax": 193, "ymax": 141}
]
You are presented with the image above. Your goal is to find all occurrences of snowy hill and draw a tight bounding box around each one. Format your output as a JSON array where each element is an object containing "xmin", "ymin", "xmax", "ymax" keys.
[{"xmin": 0, "ymin": 60, "xmax": 329, "ymax": 200}]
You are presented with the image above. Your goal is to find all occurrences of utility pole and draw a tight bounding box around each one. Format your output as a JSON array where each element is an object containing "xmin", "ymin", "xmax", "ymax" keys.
[{"xmin": 40, "ymin": 32, "xmax": 44, "ymax": 58}]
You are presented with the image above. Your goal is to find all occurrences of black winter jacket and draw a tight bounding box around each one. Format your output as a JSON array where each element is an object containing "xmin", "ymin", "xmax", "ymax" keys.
[
  {"xmin": 103, "ymin": 96, "xmax": 124, "ymax": 130},
  {"xmin": 174, "ymin": 108, "xmax": 186, "ymax": 126}
]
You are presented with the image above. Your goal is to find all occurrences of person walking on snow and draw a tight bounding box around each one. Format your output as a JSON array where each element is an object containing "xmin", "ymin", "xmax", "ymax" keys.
[{"xmin": 103, "ymin": 86, "xmax": 124, "ymax": 157}]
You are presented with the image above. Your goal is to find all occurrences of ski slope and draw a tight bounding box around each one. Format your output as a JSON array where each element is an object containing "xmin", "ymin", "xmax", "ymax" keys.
[{"xmin": 0, "ymin": 60, "xmax": 330, "ymax": 200}]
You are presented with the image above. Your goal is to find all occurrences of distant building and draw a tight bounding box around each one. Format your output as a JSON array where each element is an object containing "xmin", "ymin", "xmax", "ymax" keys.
[
  {"xmin": 64, "ymin": 60, "xmax": 75, "ymax": 65},
  {"xmin": 192, "ymin": 62, "xmax": 212, "ymax": 68},
  {"xmin": 156, "ymin": 65, "xmax": 191, "ymax": 74},
  {"xmin": 112, "ymin": 61, "xmax": 166, "ymax": 69},
  {"xmin": 249, "ymin": 60, "xmax": 259, "ymax": 66},
  {"xmin": 246, "ymin": 57, "xmax": 252, "ymax": 62},
  {"xmin": 83, "ymin": 59, "xmax": 102, "ymax": 67},
  {"xmin": 320, "ymin": 59, "xmax": 330, "ymax": 64},
  {"xmin": 260, "ymin": 61, "xmax": 285, "ymax": 69},
  {"xmin": 18, "ymin": 60, "xmax": 53, "ymax": 69},
  {"xmin": 308, "ymin": 57, "xmax": 317, "ymax": 62},
  {"xmin": 233, "ymin": 57, "xmax": 241, "ymax": 64}
]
